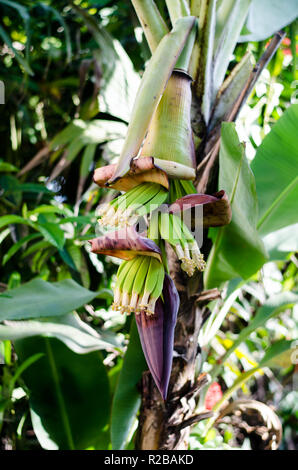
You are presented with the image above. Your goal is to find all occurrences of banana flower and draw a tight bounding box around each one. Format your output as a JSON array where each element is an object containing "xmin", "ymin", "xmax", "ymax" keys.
[
  {"xmin": 89, "ymin": 189, "xmax": 231, "ymax": 398},
  {"xmin": 135, "ymin": 273, "xmax": 179, "ymax": 400},
  {"xmin": 89, "ymin": 227, "xmax": 176, "ymax": 399}
]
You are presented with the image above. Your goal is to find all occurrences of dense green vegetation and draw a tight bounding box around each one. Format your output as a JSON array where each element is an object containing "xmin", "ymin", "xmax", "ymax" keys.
[{"xmin": 0, "ymin": 0, "xmax": 297, "ymax": 451}]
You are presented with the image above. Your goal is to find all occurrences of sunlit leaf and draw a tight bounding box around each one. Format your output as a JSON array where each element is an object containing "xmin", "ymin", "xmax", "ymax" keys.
[
  {"xmin": 0, "ymin": 279, "xmax": 99, "ymax": 321},
  {"xmin": 0, "ymin": 313, "xmax": 118, "ymax": 354},
  {"xmin": 240, "ymin": 0, "xmax": 298, "ymax": 42},
  {"xmin": 15, "ymin": 337, "xmax": 110, "ymax": 449},
  {"xmin": 111, "ymin": 319, "xmax": 146, "ymax": 450},
  {"xmin": 252, "ymin": 104, "xmax": 298, "ymax": 236},
  {"xmin": 204, "ymin": 123, "xmax": 267, "ymax": 288}
]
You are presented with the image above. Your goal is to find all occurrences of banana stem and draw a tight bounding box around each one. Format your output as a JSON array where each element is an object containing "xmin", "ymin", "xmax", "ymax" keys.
[
  {"xmin": 140, "ymin": 71, "xmax": 196, "ymax": 178},
  {"xmin": 190, "ymin": 0, "xmax": 201, "ymax": 16},
  {"xmin": 214, "ymin": 0, "xmax": 236, "ymax": 50},
  {"xmin": 194, "ymin": 0, "xmax": 217, "ymax": 123},
  {"xmin": 166, "ymin": 0, "xmax": 190, "ymax": 25},
  {"xmin": 175, "ymin": 19, "xmax": 197, "ymax": 73},
  {"xmin": 131, "ymin": 0, "xmax": 169, "ymax": 52},
  {"xmin": 109, "ymin": 17, "xmax": 196, "ymax": 184}
]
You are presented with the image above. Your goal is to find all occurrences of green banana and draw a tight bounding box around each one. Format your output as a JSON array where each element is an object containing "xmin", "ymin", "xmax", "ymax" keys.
[
  {"xmin": 113, "ymin": 259, "xmax": 135, "ymax": 310},
  {"xmin": 99, "ymin": 183, "xmax": 166, "ymax": 227},
  {"xmin": 147, "ymin": 211, "xmax": 160, "ymax": 243},
  {"xmin": 132, "ymin": 256, "xmax": 150, "ymax": 296},
  {"xmin": 139, "ymin": 257, "xmax": 164, "ymax": 315},
  {"xmin": 151, "ymin": 262, "xmax": 165, "ymax": 300},
  {"xmin": 158, "ymin": 212, "xmax": 172, "ymax": 242},
  {"xmin": 118, "ymin": 256, "xmax": 143, "ymax": 314},
  {"xmin": 130, "ymin": 256, "xmax": 150, "ymax": 312},
  {"xmin": 136, "ymin": 187, "xmax": 168, "ymax": 216},
  {"xmin": 122, "ymin": 256, "xmax": 142, "ymax": 295},
  {"xmin": 171, "ymin": 214, "xmax": 188, "ymax": 248}
]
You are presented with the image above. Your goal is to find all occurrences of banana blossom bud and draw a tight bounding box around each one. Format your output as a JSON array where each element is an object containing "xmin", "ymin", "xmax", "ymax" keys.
[{"xmin": 135, "ymin": 273, "xmax": 179, "ymax": 400}]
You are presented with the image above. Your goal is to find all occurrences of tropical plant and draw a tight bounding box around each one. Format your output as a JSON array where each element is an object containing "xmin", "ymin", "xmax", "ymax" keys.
[{"xmin": 0, "ymin": 0, "xmax": 297, "ymax": 451}]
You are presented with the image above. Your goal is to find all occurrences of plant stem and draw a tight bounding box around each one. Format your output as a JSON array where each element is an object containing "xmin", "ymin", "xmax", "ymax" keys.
[
  {"xmin": 190, "ymin": 0, "xmax": 201, "ymax": 16},
  {"xmin": 166, "ymin": 0, "xmax": 190, "ymax": 25},
  {"xmin": 131, "ymin": 0, "xmax": 168, "ymax": 52},
  {"xmin": 175, "ymin": 20, "xmax": 197, "ymax": 72}
]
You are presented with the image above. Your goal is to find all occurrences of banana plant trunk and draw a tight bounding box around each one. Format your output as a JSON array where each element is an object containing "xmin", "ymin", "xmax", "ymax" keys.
[
  {"xmin": 135, "ymin": 31, "xmax": 284, "ymax": 450},
  {"xmin": 135, "ymin": 115, "xmax": 214, "ymax": 450}
]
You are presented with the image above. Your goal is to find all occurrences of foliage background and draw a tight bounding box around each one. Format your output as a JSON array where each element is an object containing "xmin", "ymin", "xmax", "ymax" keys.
[{"xmin": 0, "ymin": 0, "xmax": 297, "ymax": 450}]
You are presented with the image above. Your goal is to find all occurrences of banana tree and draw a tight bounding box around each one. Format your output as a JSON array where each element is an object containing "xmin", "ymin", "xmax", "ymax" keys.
[{"xmin": 89, "ymin": 0, "xmax": 290, "ymax": 450}]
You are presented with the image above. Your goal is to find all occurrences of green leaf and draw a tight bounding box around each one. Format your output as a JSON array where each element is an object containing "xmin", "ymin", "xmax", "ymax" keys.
[
  {"xmin": 80, "ymin": 143, "xmax": 97, "ymax": 178},
  {"xmin": 0, "ymin": 0, "xmax": 32, "ymax": 74},
  {"xmin": 204, "ymin": 123, "xmax": 267, "ymax": 288},
  {"xmin": 210, "ymin": 52, "xmax": 253, "ymax": 129},
  {"xmin": 38, "ymin": 3, "xmax": 72, "ymax": 63},
  {"xmin": 58, "ymin": 215, "xmax": 94, "ymax": 225},
  {"xmin": 49, "ymin": 119, "xmax": 127, "ymax": 179},
  {"xmin": 251, "ymin": 104, "xmax": 298, "ymax": 236},
  {"xmin": 15, "ymin": 337, "xmax": 110, "ymax": 449},
  {"xmin": 0, "ymin": 215, "xmax": 31, "ymax": 230},
  {"xmin": 74, "ymin": 6, "xmax": 140, "ymax": 123},
  {"xmin": 0, "ymin": 228, "xmax": 10, "ymax": 245},
  {"xmin": 28, "ymin": 205, "xmax": 68, "ymax": 216},
  {"xmin": 58, "ymin": 247, "xmax": 78, "ymax": 272},
  {"xmin": 15, "ymin": 183, "xmax": 52, "ymax": 194},
  {"xmin": 50, "ymin": 121, "xmax": 86, "ymax": 149},
  {"xmin": 20, "ymin": 240, "xmax": 52, "ymax": 259},
  {"xmin": 2, "ymin": 234, "xmax": 42, "ymax": 266},
  {"xmin": 237, "ymin": 291, "xmax": 298, "ymax": 344},
  {"xmin": 240, "ymin": 0, "xmax": 298, "ymax": 42},
  {"xmin": 0, "ymin": 279, "xmax": 99, "ymax": 321},
  {"xmin": 262, "ymin": 224, "xmax": 298, "ymax": 261},
  {"xmin": 0, "ymin": 160, "xmax": 18, "ymax": 172},
  {"xmin": 259, "ymin": 339, "xmax": 295, "ymax": 368},
  {"xmin": 212, "ymin": 0, "xmax": 251, "ymax": 99},
  {"xmin": 38, "ymin": 222, "xmax": 65, "ymax": 250},
  {"xmin": 0, "ymin": 313, "xmax": 118, "ymax": 353},
  {"xmin": 210, "ymin": 339, "xmax": 294, "ymax": 419},
  {"xmin": 111, "ymin": 319, "xmax": 147, "ymax": 450},
  {"xmin": 211, "ymin": 291, "xmax": 298, "ymax": 377},
  {"xmin": 131, "ymin": 0, "xmax": 168, "ymax": 52}
]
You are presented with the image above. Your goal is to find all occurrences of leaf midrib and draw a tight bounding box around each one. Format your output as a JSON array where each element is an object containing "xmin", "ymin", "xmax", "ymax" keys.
[
  {"xmin": 257, "ymin": 175, "xmax": 298, "ymax": 231},
  {"xmin": 44, "ymin": 338, "xmax": 75, "ymax": 450},
  {"xmin": 204, "ymin": 147, "xmax": 244, "ymax": 286}
]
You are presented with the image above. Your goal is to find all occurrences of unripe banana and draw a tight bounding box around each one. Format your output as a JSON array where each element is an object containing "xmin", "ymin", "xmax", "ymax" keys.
[
  {"xmin": 130, "ymin": 256, "xmax": 150, "ymax": 312},
  {"xmin": 143, "ymin": 258, "xmax": 162, "ymax": 297},
  {"xmin": 113, "ymin": 259, "xmax": 136, "ymax": 310},
  {"xmin": 136, "ymin": 188, "xmax": 168, "ymax": 217},
  {"xmin": 122, "ymin": 256, "xmax": 142, "ymax": 296},
  {"xmin": 138, "ymin": 258, "xmax": 164, "ymax": 314},
  {"xmin": 132, "ymin": 256, "xmax": 150, "ymax": 295},
  {"xmin": 159, "ymin": 212, "xmax": 172, "ymax": 242},
  {"xmin": 171, "ymin": 214, "xmax": 188, "ymax": 248},
  {"xmin": 145, "ymin": 263, "xmax": 165, "ymax": 315},
  {"xmin": 150, "ymin": 262, "xmax": 165, "ymax": 300}
]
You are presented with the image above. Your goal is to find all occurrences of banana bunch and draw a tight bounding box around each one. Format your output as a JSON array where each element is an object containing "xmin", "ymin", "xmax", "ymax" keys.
[
  {"xmin": 159, "ymin": 212, "xmax": 206, "ymax": 276},
  {"xmin": 112, "ymin": 255, "xmax": 165, "ymax": 316},
  {"xmin": 98, "ymin": 183, "xmax": 168, "ymax": 228}
]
